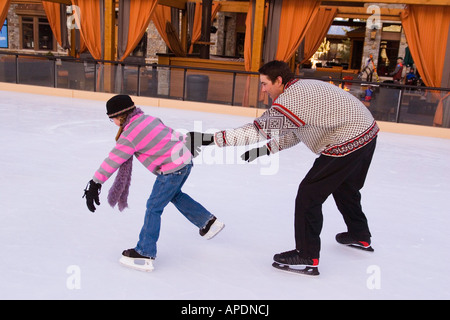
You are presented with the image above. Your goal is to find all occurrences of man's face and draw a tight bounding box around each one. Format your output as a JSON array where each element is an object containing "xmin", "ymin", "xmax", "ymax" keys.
[{"xmin": 260, "ymin": 74, "xmax": 284, "ymax": 100}]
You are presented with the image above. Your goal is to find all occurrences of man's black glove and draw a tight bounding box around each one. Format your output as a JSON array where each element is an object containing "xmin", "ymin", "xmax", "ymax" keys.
[
  {"xmin": 185, "ymin": 132, "xmax": 214, "ymax": 158},
  {"xmin": 241, "ymin": 145, "xmax": 270, "ymax": 162},
  {"xmin": 83, "ymin": 180, "xmax": 101, "ymax": 212}
]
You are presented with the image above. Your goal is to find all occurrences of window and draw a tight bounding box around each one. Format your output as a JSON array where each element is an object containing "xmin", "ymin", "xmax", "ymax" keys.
[
  {"xmin": 20, "ymin": 16, "xmax": 55, "ymax": 51},
  {"xmin": 22, "ymin": 17, "xmax": 34, "ymax": 49},
  {"xmin": 377, "ymin": 23, "xmax": 402, "ymax": 76},
  {"xmin": 129, "ymin": 32, "xmax": 147, "ymax": 57},
  {"xmin": 0, "ymin": 18, "xmax": 7, "ymax": 48},
  {"xmin": 38, "ymin": 18, "xmax": 53, "ymax": 50},
  {"xmin": 382, "ymin": 23, "xmax": 402, "ymax": 33},
  {"xmin": 377, "ymin": 40, "xmax": 400, "ymax": 76}
]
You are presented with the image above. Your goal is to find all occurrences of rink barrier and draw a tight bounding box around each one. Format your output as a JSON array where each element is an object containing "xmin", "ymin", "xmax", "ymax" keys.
[
  {"xmin": 1, "ymin": 82, "xmax": 449, "ymax": 140},
  {"xmin": 1, "ymin": 51, "xmax": 450, "ymax": 128}
]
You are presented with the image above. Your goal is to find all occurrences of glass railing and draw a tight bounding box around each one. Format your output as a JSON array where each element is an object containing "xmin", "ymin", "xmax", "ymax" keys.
[
  {"xmin": 306, "ymin": 77, "xmax": 450, "ymax": 128},
  {"xmin": 1, "ymin": 51, "xmax": 449, "ymax": 128}
]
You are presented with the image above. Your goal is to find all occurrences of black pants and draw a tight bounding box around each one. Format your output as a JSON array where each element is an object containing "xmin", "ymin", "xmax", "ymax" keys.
[{"xmin": 294, "ymin": 137, "xmax": 377, "ymax": 259}]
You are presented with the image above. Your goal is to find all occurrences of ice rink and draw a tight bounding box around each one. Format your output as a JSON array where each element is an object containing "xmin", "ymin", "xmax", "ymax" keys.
[{"xmin": 1, "ymin": 89, "xmax": 449, "ymax": 300}]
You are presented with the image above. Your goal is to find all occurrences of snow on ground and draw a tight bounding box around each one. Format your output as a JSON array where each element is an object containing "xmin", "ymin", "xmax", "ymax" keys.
[{"xmin": 1, "ymin": 89, "xmax": 449, "ymax": 300}]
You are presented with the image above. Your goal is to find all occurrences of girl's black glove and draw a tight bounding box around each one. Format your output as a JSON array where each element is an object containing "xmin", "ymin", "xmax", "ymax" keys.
[
  {"xmin": 185, "ymin": 132, "xmax": 214, "ymax": 157},
  {"xmin": 83, "ymin": 180, "xmax": 101, "ymax": 212}
]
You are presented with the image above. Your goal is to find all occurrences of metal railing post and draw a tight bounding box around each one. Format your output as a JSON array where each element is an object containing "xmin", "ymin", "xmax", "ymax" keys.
[
  {"xmin": 231, "ymin": 72, "xmax": 236, "ymax": 106},
  {"xmin": 395, "ymin": 87, "xmax": 404, "ymax": 123},
  {"xmin": 53, "ymin": 58, "xmax": 57, "ymax": 88},
  {"xmin": 137, "ymin": 64, "xmax": 141, "ymax": 96},
  {"xmin": 182, "ymin": 68, "xmax": 187, "ymax": 101},
  {"xmin": 15, "ymin": 54, "xmax": 18, "ymax": 84},
  {"xmin": 94, "ymin": 61, "xmax": 97, "ymax": 92}
]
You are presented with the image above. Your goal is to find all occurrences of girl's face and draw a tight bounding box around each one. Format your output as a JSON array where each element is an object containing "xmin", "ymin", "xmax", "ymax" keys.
[{"xmin": 112, "ymin": 117, "xmax": 121, "ymax": 126}]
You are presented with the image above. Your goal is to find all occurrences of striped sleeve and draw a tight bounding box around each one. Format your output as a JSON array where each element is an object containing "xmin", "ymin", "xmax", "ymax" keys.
[{"xmin": 93, "ymin": 137, "xmax": 135, "ymax": 184}]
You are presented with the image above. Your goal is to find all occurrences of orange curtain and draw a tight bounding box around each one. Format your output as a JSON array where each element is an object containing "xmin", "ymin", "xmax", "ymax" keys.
[
  {"xmin": 433, "ymin": 92, "xmax": 450, "ymax": 126},
  {"xmin": 42, "ymin": 2, "xmax": 63, "ymax": 47},
  {"xmin": 301, "ymin": 7, "xmax": 337, "ymax": 64},
  {"xmin": 151, "ymin": 5, "xmax": 175, "ymax": 53},
  {"xmin": 119, "ymin": 0, "xmax": 158, "ymax": 61},
  {"xmin": 71, "ymin": 0, "xmax": 103, "ymax": 59},
  {"xmin": 275, "ymin": 0, "xmax": 320, "ymax": 62},
  {"xmin": 0, "ymin": 0, "xmax": 11, "ymax": 28},
  {"xmin": 401, "ymin": 5, "xmax": 450, "ymax": 88},
  {"xmin": 189, "ymin": 2, "xmax": 221, "ymax": 53}
]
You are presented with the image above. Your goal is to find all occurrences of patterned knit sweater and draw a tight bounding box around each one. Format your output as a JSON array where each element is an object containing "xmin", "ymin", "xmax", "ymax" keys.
[
  {"xmin": 93, "ymin": 113, "xmax": 191, "ymax": 184},
  {"xmin": 214, "ymin": 79, "xmax": 379, "ymax": 157}
]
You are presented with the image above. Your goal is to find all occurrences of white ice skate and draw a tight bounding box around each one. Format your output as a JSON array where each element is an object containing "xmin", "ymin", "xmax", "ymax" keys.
[
  {"xmin": 200, "ymin": 217, "xmax": 225, "ymax": 240},
  {"xmin": 119, "ymin": 249, "xmax": 154, "ymax": 272}
]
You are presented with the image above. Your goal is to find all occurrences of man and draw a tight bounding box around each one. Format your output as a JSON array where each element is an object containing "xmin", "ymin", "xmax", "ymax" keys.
[
  {"xmin": 390, "ymin": 57, "xmax": 404, "ymax": 83},
  {"xmin": 211, "ymin": 60, "xmax": 379, "ymax": 274}
]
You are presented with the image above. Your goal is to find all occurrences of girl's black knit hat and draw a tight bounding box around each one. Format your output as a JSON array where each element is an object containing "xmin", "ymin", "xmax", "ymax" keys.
[{"xmin": 106, "ymin": 94, "xmax": 135, "ymax": 118}]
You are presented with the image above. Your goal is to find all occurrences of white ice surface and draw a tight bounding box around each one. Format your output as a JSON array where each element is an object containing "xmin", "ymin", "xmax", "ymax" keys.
[{"xmin": 1, "ymin": 89, "xmax": 450, "ymax": 300}]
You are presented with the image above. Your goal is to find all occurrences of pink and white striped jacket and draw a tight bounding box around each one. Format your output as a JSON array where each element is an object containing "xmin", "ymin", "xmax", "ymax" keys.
[{"xmin": 93, "ymin": 113, "xmax": 192, "ymax": 184}]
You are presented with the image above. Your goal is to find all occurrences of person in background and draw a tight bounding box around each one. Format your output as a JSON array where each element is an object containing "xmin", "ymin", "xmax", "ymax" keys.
[{"xmin": 390, "ymin": 57, "xmax": 404, "ymax": 83}]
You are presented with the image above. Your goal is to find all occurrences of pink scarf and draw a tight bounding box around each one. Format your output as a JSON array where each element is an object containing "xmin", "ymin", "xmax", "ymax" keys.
[{"xmin": 107, "ymin": 108, "xmax": 143, "ymax": 211}]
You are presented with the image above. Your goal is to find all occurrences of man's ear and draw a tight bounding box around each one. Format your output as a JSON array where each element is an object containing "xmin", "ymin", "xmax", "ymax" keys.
[{"xmin": 275, "ymin": 76, "xmax": 284, "ymax": 87}]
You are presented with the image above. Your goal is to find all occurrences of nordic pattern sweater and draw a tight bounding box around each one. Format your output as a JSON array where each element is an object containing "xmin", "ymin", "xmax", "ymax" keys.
[
  {"xmin": 214, "ymin": 79, "xmax": 379, "ymax": 157},
  {"xmin": 93, "ymin": 113, "xmax": 191, "ymax": 184}
]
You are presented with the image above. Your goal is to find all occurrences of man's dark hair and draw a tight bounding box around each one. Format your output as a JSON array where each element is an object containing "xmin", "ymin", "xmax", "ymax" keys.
[{"xmin": 258, "ymin": 60, "xmax": 295, "ymax": 85}]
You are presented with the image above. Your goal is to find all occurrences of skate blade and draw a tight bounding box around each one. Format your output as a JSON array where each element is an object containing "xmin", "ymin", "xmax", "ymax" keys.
[
  {"xmin": 272, "ymin": 262, "xmax": 320, "ymax": 276},
  {"xmin": 343, "ymin": 243, "xmax": 374, "ymax": 252},
  {"xmin": 203, "ymin": 221, "xmax": 225, "ymax": 240},
  {"xmin": 119, "ymin": 256, "xmax": 154, "ymax": 272}
]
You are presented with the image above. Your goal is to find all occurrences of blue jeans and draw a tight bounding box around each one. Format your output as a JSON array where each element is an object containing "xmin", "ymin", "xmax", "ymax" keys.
[{"xmin": 135, "ymin": 163, "xmax": 213, "ymax": 258}]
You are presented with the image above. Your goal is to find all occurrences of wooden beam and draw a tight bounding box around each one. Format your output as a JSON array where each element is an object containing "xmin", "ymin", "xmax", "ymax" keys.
[
  {"xmin": 41, "ymin": 0, "xmax": 72, "ymax": 4},
  {"xmin": 250, "ymin": 0, "xmax": 265, "ymax": 72},
  {"xmin": 324, "ymin": 0, "xmax": 450, "ymax": 6},
  {"xmin": 157, "ymin": 0, "xmax": 187, "ymax": 10},
  {"xmin": 323, "ymin": 5, "xmax": 404, "ymax": 21},
  {"xmin": 11, "ymin": 0, "xmax": 72, "ymax": 4},
  {"xmin": 216, "ymin": 1, "xmax": 248, "ymax": 13},
  {"xmin": 199, "ymin": 0, "xmax": 212, "ymax": 59},
  {"xmin": 185, "ymin": 0, "xmax": 248, "ymax": 12},
  {"xmin": 181, "ymin": 9, "xmax": 188, "ymax": 52},
  {"xmin": 10, "ymin": 0, "xmax": 449, "ymax": 7},
  {"xmin": 336, "ymin": 13, "xmax": 401, "ymax": 21},
  {"xmin": 330, "ymin": 6, "xmax": 404, "ymax": 16},
  {"xmin": 104, "ymin": 0, "xmax": 115, "ymax": 92},
  {"xmin": 104, "ymin": 0, "xmax": 115, "ymax": 61},
  {"xmin": 155, "ymin": 0, "xmax": 449, "ymax": 15}
]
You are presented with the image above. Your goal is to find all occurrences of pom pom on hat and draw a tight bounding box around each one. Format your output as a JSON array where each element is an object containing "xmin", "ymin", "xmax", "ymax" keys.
[{"xmin": 106, "ymin": 95, "xmax": 135, "ymax": 118}]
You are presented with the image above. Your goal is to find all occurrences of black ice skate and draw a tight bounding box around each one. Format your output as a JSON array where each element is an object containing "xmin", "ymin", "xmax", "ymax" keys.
[
  {"xmin": 119, "ymin": 248, "xmax": 154, "ymax": 272},
  {"xmin": 336, "ymin": 232, "xmax": 374, "ymax": 252},
  {"xmin": 199, "ymin": 216, "xmax": 225, "ymax": 240},
  {"xmin": 272, "ymin": 249, "xmax": 319, "ymax": 276}
]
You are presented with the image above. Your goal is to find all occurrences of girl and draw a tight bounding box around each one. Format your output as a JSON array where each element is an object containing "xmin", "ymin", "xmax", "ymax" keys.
[{"xmin": 83, "ymin": 94, "xmax": 224, "ymax": 272}]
